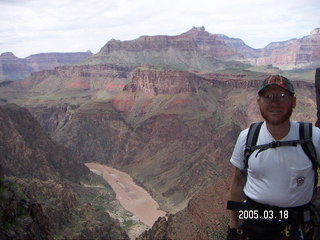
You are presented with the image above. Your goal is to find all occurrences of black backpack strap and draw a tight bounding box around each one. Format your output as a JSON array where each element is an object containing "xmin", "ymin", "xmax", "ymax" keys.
[
  {"xmin": 252, "ymin": 139, "xmax": 303, "ymax": 157},
  {"xmin": 299, "ymin": 122, "xmax": 318, "ymax": 170},
  {"xmin": 244, "ymin": 122, "xmax": 318, "ymax": 170},
  {"xmin": 299, "ymin": 122, "xmax": 318, "ymax": 196},
  {"xmin": 241, "ymin": 121, "xmax": 318, "ymax": 200},
  {"xmin": 244, "ymin": 122, "xmax": 263, "ymax": 170}
]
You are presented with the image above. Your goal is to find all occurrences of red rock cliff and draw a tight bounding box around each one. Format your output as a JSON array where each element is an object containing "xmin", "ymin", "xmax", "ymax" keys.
[{"xmin": 254, "ymin": 29, "xmax": 320, "ymax": 68}]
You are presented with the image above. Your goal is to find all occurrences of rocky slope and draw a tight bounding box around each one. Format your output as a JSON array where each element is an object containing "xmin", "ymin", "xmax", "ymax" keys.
[
  {"xmin": 7, "ymin": 63, "xmax": 131, "ymax": 102},
  {"xmin": 0, "ymin": 51, "xmax": 92, "ymax": 81},
  {"xmin": 0, "ymin": 104, "xmax": 129, "ymax": 239},
  {"xmin": 0, "ymin": 173, "xmax": 129, "ymax": 240},
  {"xmin": 138, "ymin": 178, "xmax": 230, "ymax": 240},
  {"xmin": 124, "ymin": 66, "xmax": 211, "ymax": 95},
  {"xmin": 0, "ymin": 165, "xmax": 53, "ymax": 240},
  {"xmin": 0, "ymin": 103, "xmax": 87, "ymax": 182}
]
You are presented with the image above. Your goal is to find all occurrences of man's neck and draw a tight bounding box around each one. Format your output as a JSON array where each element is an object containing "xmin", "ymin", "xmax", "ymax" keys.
[{"xmin": 266, "ymin": 120, "xmax": 291, "ymax": 140}]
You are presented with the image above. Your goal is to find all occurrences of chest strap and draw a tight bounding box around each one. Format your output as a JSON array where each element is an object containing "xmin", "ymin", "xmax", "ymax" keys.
[{"xmin": 250, "ymin": 139, "xmax": 311, "ymax": 158}]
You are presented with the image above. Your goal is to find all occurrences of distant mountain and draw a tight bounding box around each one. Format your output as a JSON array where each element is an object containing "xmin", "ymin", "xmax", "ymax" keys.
[
  {"xmin": 2, "ymin": 27, "xmax": 319, "ymax": 83},
  {"xmin": 0, "ymin": 51, "xmax": 93, "ymax": 81},
  {"xmin": 84, "ymin": 26, "xmax": 320, "ymax": 71},
  {"xmin": 217, "ymin": 34, "xmax": 261, "ymax": 59},
  {"xmin": 254, "ymin": 28, "xmax": 320, "ymax": 69},
  {"xmin": 222, "ymin": 28, "xmax": 320, "ymax": 70},
  {"xmin": 85, "ymin": 26, "xmax": 250, "ymax": 71}
]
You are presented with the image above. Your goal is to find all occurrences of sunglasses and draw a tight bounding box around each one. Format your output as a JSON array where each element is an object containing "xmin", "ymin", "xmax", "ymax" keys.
[{"xmin": 260, "ymin": 92, "xmax": 292, "ymax": 103}]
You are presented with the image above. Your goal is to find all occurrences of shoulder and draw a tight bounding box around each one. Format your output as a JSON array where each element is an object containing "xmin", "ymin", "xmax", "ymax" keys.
[
  {"xmin": 290, "ymin": 121, "xmax": 319, "ymax": 134},
  {"xmin": 240, "ymin": 127, "xmax": 249, "ymax": 138},
  {"xmin": 311, "ymin": 125, "xmax": 320, "ymax": 146},
  {"xmin": 311, "ymin": 125, "xmax": 320, "ymax": 161},
  {"xmin": 236, "ymin": 128, "xmax": 249, "ymax": 145},
  {"xmin": 312, "ymin": 125, "xmax": 320, "ymax": 135},
  {"xmin": 293, "ymin": 121, "xmax": 320, "ymax": 150},
  {"xmin": 294, "ymin": 121, "xmax": 320, "ymax": 138},
  {"xmin": 238, "ymin": 122, "xmax": 267, "ymax": 141}
]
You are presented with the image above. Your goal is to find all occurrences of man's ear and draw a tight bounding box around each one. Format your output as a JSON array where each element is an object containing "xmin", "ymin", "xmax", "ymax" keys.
[{"xmin": 257, "ymin": 95, "xmax": 261, "ymax": 106}]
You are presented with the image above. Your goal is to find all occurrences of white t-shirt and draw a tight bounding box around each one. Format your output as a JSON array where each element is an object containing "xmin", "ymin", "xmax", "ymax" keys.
[{"xmin": 230, "ymin": 121, "xmax": 320, "ymax": 207}]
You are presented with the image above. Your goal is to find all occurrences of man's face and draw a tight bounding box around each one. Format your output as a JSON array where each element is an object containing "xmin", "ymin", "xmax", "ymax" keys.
[{"xmin": 257, "ymin": 85, "xmax": 296, "ymax": 125}]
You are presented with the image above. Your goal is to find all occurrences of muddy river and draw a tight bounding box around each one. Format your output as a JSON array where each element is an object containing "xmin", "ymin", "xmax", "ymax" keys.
[{"xmin": 85, "ymin": 162, "xmax": 166, "ymax": 227}]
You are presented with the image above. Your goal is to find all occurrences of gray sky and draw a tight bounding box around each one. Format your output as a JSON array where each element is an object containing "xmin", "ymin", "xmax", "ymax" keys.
[{"xmin": 1, "ymin": 0, "xmax": 319, "ymax": 58}]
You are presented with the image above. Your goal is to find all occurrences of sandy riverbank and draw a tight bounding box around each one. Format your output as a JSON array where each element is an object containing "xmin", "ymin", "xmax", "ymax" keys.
[{"xmin": 85, "ymin": 162, "xmax": 166, "ymax": 227}]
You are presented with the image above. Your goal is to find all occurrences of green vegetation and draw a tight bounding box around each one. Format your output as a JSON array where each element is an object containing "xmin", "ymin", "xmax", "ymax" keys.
[
  {"xmin": 80, "ymin": 172, "xmax": 145, "ymax": 236},
  {"xmin": 0, "ymin": 178, "xmax": 43, "ymax": 238},
  {"xmin": 123, "ymin": 219, "xmax": 136, "ymax": 230},
  {"xmin": 204, "ymin": 216, "xmax": 229, "ymax": 240},
  {"xmin": 283, "ymin": 68, "xmax": 316, "ymax": 82}
]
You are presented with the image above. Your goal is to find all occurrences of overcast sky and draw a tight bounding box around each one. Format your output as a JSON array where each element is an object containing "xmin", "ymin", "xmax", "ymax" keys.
[{"xmin": 1, "ymin": 0, "xmax": 319, "ymax": 58}]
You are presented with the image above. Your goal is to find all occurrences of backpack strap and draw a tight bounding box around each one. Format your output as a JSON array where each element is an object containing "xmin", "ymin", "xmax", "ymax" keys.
[
  {"xmin": 243, "ymin": 122, "xmax": 263, "ymax": 170},
  {"xmin": 244, "ymin": 122, "xmax": 318, "ymax": 170},
  {"xmin": 243, "ymin": 121, "xmax": 318, "ymax": 195},
  {"xmin": 252, "ymin": 139, "xmax": 305, "ymax": 157},
  {"xmin": 299, "ymin": 122, "xmax": 318, "ymax": 196},
  {"xmin": 299, "ymin": 122, "xmax": 318, "ymax": 170}
]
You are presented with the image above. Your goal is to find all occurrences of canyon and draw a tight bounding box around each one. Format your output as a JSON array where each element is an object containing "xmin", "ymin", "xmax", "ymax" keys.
[
  {"xmin": 0, "ymin": 27, "xmax": 319, "ymax": 239},
  {"xmin": 0, "ymin": 51, "xmax": 92, "ymax": 82},
  {"xmin": 0, "ymin": 104, "xmax": 129, "ymax": 239}
]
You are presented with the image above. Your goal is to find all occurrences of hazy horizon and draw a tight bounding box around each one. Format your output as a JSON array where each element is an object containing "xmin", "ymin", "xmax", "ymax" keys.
[{"xmin": 1, "ymin": 0, "xmax": 319, "ymax": 58}]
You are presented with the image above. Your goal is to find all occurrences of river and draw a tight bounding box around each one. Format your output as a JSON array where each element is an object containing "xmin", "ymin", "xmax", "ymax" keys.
[{"xmin": 85, "ymin": 162, "xmax": 166, "ymax": 227}]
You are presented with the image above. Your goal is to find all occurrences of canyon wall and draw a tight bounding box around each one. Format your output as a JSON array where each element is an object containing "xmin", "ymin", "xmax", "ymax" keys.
[{"xmin": 0, "ymin": 104, "xmax": 129, "ymax": 239}]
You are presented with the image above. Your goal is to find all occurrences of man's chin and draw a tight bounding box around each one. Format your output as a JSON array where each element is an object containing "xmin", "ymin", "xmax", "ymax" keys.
[
  {"xmin": 264, "ymin": 118, "xmax": 287, "ymax": 125},
  {"xmin": 261, "ymin": 113, "xmax": 292, "ymax": 125},
  {"xmin": 260, "ymin": 108, "xmax": 293, "ymax": 125}
]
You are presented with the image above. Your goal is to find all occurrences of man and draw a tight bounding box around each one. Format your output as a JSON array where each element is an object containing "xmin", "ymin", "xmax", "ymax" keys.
[{"xmin": 227, "ymin": 75, "xmax": 320, "ymax": 240}]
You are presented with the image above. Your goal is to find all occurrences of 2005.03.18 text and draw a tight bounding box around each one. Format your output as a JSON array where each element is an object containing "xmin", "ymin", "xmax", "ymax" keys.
[{"xmin": 239, "ymin": 210, "xmax": 289, "ymax": 220}]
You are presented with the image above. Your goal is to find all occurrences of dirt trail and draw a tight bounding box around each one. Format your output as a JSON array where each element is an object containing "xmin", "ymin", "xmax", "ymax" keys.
[{"xmin": 85, "ymin": 162, "xmax": 166, "ymax": 227}]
